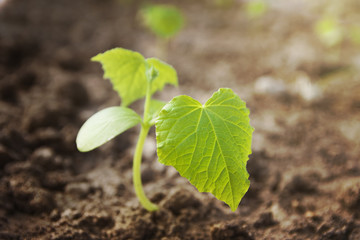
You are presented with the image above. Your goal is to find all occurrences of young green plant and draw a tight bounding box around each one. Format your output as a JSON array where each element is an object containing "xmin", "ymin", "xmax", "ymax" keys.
[
  {"xmin": 314, "ymin": 16, "xmax": 343, "ymax": 47},
  {"xmin": 76, "ymin": 48, "xmax": 254, "ymax": 212},
  {"xmin": 139, "ymin": 4, "xmax": 184, "ymax": 59},
  {"xmin": 213, "ymin": 0, "xmax": 235, "ymax": 8},
  {"xmin": 245, "ymin": 0, "xmax": 268, "ymax": 19}
]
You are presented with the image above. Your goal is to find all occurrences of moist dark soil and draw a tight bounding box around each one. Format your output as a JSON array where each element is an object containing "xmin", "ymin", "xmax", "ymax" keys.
[{"xmin": 1, "ymin": 0, "xmax": 360, "ymax": 239}]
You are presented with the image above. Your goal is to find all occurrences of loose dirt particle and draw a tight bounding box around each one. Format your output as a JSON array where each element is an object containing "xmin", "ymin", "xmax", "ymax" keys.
[
  {"xmin": 211, "ymin": 221, "xmax": 254, "ymax": 240},
  {"xmin": 338, "ymin": 179, "xmax": 360, "ymax": 212},
  {"xmin": 162, "ymin": 188, "xmax": 202, "ymax": 216},
  {"xmin": 253, "ymin": 212, "xmax": 278, "ymax": 228}
]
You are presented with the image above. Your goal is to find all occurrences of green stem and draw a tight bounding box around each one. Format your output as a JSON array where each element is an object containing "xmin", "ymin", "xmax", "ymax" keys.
[
  {"xmin": 132, "ymin": 80, "xmax": 158, "ymax": 211},
  {"xmin": 143, "ymin": 80, "xmax": 152, "ymax": 124},
  {"xmin": 133, "ymin": 124, "xmax": 158, "ymax": 211}
]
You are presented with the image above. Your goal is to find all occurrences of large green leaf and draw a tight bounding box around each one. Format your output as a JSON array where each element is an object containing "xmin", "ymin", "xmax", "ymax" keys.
[
  {"xmin": 92, "ymin": 48, "xmax": 178, "ymax": 106},
  {"xmin": 76, "ymin": 106, "xmax": 141, "ymax": 152},
  {"xmin": 141, "ymin": 4, "xmax": 184, "ymax": 39},
  {"xmin": 156, "ymin": 88, "xmax": 254, "ymax": 211}
]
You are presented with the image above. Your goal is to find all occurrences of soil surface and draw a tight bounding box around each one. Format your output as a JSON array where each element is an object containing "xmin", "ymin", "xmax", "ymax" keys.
[{"xmin": 1, "ymin": 0, "xmax": 360, "ymax": 239}]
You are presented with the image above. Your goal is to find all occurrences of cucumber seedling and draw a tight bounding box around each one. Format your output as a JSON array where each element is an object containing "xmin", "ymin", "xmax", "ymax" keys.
[
  {"xmin": 245, "ymin": 0, "xmax": 268, "ymax": 19},
  {"xmin": 314, "ymin": 16, "xmax": 343, "ymax": 47},
  {"xmin": 76, "ymin": 48, "xmax": 254, "ymax": 212},
  {"xmin": 139, "ymin": 4, "xmax": 184, "ymax": 59},
  {"xmin": 213, "ymin": 0, "xmax": 235, "ymax": 8}
]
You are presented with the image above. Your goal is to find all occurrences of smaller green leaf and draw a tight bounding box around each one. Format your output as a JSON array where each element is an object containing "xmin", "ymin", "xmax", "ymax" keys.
[
  {"xmin": 141, "ymin": 4, "xmax": 184, "ymax": 39},
  {"xmin": 92, "ymin": 48, "xmax": 146, "ymax": 106},
  {"xmin": 148, "ymin": 99, "xmax": 167, "ymax": 124},
  {"xmin": 92, "ymin": 48, "xmax": 178, "ymax": 106},
  {"xmin": 315, "ymin": 16, "xmax": 343, "ymax": 47},
  {"xmin": 76, "ymin": 107, "xmax": 141, "ymax": 152},
  {"xmin": 146, "ymin": 58, "xmax": 178, "ymax": 93},
  {"xmin": 245, "ymin": 0, "xmax": 268, "ymax": 19}
]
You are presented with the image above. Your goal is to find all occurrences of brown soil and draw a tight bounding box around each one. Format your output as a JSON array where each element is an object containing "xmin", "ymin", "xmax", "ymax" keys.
[{"xmin": 1, "ymin": 0, "xmax": 360, "ymax": 239}]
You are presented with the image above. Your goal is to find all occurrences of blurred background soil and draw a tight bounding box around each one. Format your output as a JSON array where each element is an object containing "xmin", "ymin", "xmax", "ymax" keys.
[{"xmin": 0, "ymin": 0, "xmax": 360, "ymax": 239}]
